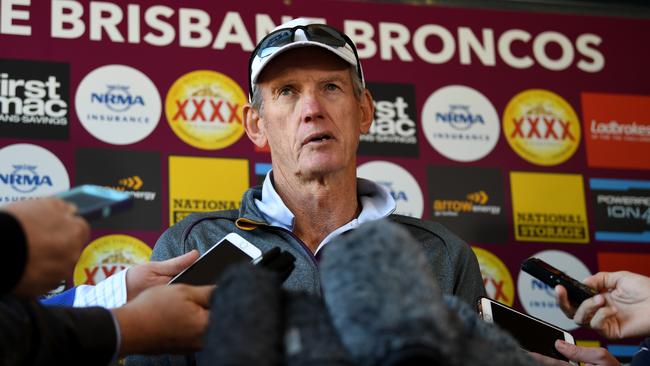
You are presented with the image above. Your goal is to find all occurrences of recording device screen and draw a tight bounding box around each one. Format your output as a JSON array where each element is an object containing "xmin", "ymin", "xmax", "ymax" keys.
[
  {"xmin": 490, "ymin": 301, "xmax": 568, "ymax": 360},
  {"xmin": 169, "ymin": 240, "xmax": 253, "ymax": 286}
]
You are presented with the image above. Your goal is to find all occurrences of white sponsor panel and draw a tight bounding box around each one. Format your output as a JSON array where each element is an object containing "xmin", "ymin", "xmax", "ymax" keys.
[
  {"xmin": 421, "ymin": 85, "xmax": 500, "ymax": 162},
  {"xmin": 75, "ymin": 64, "xmax": 161, "ymax": 145},
  {"xmin": 0, "ymin": 143, "xmax": 70, "ymax": 203},
  {"xmin": 357, "ymin": 160, "xmax": 423, "ymax": 218},
  {"xmin": 517, "ymin": 250, "xmax": 592, "ymax": 331}
]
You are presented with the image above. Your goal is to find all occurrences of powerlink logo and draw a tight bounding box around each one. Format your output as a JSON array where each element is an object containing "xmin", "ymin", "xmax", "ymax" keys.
[
  {"xmin": 91, "ymin": 85, "xmax": 145, "ymax": 113},
  {"xmin": 0, "ymin": 165, "xmax": 53, "ymax": 193},
  {"xmin": 360, "ymin": 83, "xmax": 418, "ymax": 157},
  {"xmin": 0, "ymin": 60, "xmax": 70, "ymax": 140}
]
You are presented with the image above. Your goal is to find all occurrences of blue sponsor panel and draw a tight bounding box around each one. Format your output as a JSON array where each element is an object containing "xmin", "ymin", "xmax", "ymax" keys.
[{"xmin": 590, "ymin": 178, "xmax": 650, "ymax": 243}]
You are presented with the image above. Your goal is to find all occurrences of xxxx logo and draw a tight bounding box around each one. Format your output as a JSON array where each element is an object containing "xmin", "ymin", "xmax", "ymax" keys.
[
  {"xmin": 166, "ymin": 70, "xmax": 246, "ymax": 150},
  {"xmin": 503, "ymin": 89, "xmax": 581, "ymax": 166},
  {"xmin": 472, "ymin": 247, "xmax": 515, "ymax": 306},
  {"xmin": 73, "ymin": 234, "xmax": 151, "ymax": 286}
]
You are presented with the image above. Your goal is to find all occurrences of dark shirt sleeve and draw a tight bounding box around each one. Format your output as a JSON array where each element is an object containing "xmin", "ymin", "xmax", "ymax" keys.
[
  {"xmin": 0, "ymin": 212, "xmax": 28, "ymax": 295},
  {"xmin": 631, "ymin": 338, "xmax": 650, "ymax": 366},
  {"xmin": 0, "ymin": 295, "xmax": 117, "ymax": 366}
]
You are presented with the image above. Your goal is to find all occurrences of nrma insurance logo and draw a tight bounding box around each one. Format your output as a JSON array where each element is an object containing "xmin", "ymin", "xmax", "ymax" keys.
[
  {"xmin": 436, "ymin": 104, "xmax": 485, "ymax": 131},
  {"xmin": 422, "ymin": 85, "xmax": 500, "ymax": 162},
  {"xmin": 517, "ymin": 250, "xmax": 591, "ymax": 331},
  {"xmin": 75, "ymin": 65, "xmax": 161, "ymax": 145},
  {"xmin": 357, "ymin": 160, "xmax": 423, "ymax": 218},
  {"xmin": 0, "ymin": 144, "xmax": 69, "ymax": 203},
  {"xmin": 92, "ymin": 85, "xmax": 144, "ymax": 112}
]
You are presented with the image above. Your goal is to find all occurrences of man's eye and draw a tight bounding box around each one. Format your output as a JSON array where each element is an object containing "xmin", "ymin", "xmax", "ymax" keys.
[
  {"xmin": 325, "ymin": 83, "xmax": 340, "ymax": 91},
  {"xmin": 279, "ymin": 87, "xmax": 293, "ymax": 96}
]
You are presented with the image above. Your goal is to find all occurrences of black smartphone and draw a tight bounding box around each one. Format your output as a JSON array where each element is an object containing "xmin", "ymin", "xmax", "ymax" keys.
[
  {"xmin": 478, "ymin": 297, "xmax": 577, "ymax": 364},
  {"xmin": 56, "ymin": 185, "xmax": 134, "ymax": 221},
  {"xmin": 521, "ymin": 257, "xmax": 598, "ymax": 307}
]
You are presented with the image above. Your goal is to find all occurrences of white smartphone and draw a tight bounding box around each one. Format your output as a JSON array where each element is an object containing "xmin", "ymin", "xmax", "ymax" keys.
[
  {"xmin": 56, "ymin": 185, "xmax": 134, "ymax": 221},
  {"xmin": 168, "ymin": 233, "xmax": 262, "ymax": 286},
  {"xmin": 478, "ymin": 297, "xmax": 576, "ymax": 363}
]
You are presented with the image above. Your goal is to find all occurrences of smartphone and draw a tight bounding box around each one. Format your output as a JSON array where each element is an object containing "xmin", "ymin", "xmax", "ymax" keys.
[
  {"xmin": 478, "ymin": 297, "xmax": 576, "ymax": 362},
  {"xmin": 169, "ymin": 233, "xmax": 263, "ymax": 286},
  {"xmin": 56, "ymin": 185, "xmax": 134, "ymax": 221},
  {"xmin": 521, "ymin": 257, "xmax": 598, "ymax": 307}
]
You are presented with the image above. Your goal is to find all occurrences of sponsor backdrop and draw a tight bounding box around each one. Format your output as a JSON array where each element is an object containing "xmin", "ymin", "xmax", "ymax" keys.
[{"xmin": 1, "ymin": 0, "xmax": 649, "ymax": 355}]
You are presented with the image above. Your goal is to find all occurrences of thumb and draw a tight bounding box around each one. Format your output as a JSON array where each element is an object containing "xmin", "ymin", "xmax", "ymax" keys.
[
  {"xmin": 184, "ymin": 285, "xmax": 215, "ymax": 308},
  {"xmin": 154, "ymin": 250, "xmax": 200, "ymax": 276}
]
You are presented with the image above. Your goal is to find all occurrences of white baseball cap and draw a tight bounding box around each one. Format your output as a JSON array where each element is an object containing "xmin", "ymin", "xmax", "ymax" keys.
[{"xmin": 248, "ymin": 18, "xmax": 364, "ymax": 101}]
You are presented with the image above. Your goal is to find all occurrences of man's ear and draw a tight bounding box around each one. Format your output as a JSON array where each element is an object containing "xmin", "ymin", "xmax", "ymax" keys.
[
  {"xmin": 359, "ymin": 88, "xmax": 374, "ymax": 134},
  {"xmin": 243, "ymin": 104, "xmax": 268, "ymax": 148}
]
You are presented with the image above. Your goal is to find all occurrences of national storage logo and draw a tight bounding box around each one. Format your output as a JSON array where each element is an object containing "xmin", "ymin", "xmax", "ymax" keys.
[
  {"xmin": 169, "ymin": 156, "xmax": 248, "ymax": 225},
  {"xmin": 472, "ymin": 247, "xmax": 514, "ymax": 306},
  {"xmin": 359, "ymin": 83, "xmax": 418, "ymax": 157},
  {"xmin": 0, "ymin": 59, "xmax": 69, "ymax": 140},
  {"xmin": 503, "ymin": 89, "xmax": 581, "ymax": 166},
  {"xmin": 421, "ymin": 85, "xmax": 500, "ymax": 162},
  {"xmin": 590, "ymin": 178, "xmax": 650, "ymax": 243},
  {"xmin": 0, "ymin": 143, "xmax": 69, "ymax": 202},
  {"xmin": 75, "ymin": 64, "xmax": 161, "ymax": 145},
  {"xmin": 428, "ymin": 166, "xmax": 507, "ymax": 244},
  {"xmin": 73, "ymin": 234, "xmax": 151, "ymax": 286},
  {"xmin": 511, "ymin": 171, "xmax": 588, "ymax": 243},
  {"xmin": 166, "ymin": 70, "xmax": 245, "ymax": 150},
  {"xmin": 582, "ymin": 93, "xmax": 650, "ymax": 169}
]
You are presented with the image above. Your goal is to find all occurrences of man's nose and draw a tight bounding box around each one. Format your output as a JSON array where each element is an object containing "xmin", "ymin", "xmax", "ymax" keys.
[{"xmin": 300, "ymin": 91, "xmax": 324, "ymax": 123}]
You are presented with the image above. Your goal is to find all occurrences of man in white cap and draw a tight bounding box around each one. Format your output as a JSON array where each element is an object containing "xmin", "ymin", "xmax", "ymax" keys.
[{"xmin": 127, "ymin": 18, "xmax": 486, "ymax": 365}]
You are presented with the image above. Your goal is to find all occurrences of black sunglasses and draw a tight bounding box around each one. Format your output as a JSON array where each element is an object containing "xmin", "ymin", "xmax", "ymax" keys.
[{"xmin": 248, "ymin": 24, "xmax": 363, "ymax": 99}]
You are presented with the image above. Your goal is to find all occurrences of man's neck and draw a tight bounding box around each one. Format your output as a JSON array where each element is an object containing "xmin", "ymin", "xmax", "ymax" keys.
[{"xmin": 272, "ymin": 169, "xmax": 359, "ymax": 252}]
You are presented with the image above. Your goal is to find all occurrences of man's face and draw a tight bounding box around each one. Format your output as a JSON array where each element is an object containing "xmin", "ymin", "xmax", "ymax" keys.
[{"xmin": 246, "ymin": 47, "xmax": 373, "ymax": 181}]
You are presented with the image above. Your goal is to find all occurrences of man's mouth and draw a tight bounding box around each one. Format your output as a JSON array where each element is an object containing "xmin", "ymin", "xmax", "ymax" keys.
[{"xmin": 303, "ymin": 133, "xmax": 333, "ymax": 145}]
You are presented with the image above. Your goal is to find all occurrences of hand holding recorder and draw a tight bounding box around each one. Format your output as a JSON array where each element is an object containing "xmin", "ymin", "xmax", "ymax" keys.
[{"xmin": 556, "ymin": 271, "xmax": 650, "ymax": 339}]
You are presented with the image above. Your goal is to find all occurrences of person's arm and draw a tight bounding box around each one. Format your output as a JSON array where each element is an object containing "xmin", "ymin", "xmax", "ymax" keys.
[
  {"xmin": 0, "ymin": 198, "xmax": 90, "ymax": 298},
  {"xmin": 556, "ymin": 271, "xmax": 650, "ymax": 339},
  {"xmin": 0, "ymin": 296, "xmax": 117, "ymax": 366},
  {"xmin": 529, "ymin": 340, "xmax": 621, "ymax": 366}
]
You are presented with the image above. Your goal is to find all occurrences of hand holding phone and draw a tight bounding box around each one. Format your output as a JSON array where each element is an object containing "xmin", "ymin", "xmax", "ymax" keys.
[
  {"xmin": 56, "ymin": 185, "xmax": 134, "ymax": 221},
  {"xmin": 169, "ymin": 233, "xmax": 262, "ymax": 286},
  {"xmin": 478, "ymin": 297, "xmax": 576, "ymax": 363},
  {"xmin": 521, "ymin": 258, "xmax": 597, "ymax": 307}
]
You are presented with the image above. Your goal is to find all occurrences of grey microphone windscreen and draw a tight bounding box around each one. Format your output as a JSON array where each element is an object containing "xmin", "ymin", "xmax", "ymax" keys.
[{"xmin": 320, "ymin": 219, "xmax": 464, "ymax": 366}]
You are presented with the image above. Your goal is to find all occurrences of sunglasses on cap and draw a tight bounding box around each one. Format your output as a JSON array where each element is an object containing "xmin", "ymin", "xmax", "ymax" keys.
[{"xmin": 248, "ymin": 24, "xmax": 363, "ymax": 100}]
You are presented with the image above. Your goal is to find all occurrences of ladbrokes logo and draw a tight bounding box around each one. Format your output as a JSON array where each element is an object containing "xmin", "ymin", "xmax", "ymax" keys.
[
  {"xmin": 73, "ymin": 234, "xmax": 151, "ymax": 286},
  {"xmin": 169, "ymin": 156, "xmax": 248, "ymax": 225},
  {"xmin": 428, "ymin": 166, "xmax": 507, "ymax": 244},
  {"xmin": 0, "ymin": 144, "xmax": 69, "ymax": 202},
  {"xmin": 0, "ymin": 59, "xmax": 69, "ymax": 140},
  {"xmin": 503, "ymin": 89, "xmax": 581, "ymax": 166},
  {"xmin": 166, "ymin": 70, "xmax": 245, "ymax": 150},
  {"xmin": 359, "ymin": 83, "xmax": 418, "ymax": 157},
  {"xmin": 582, "ymin": 93, "xmax": 650, "ymax": 169},
  {"xmin": 421, "ymin": 85, "xmax": 499, "ymax": 162},
  {"xmin": 75, "ymin": 148, "xmax": 161, "ymax": 230},
  {"xmin": 511, "ymin": 172, "xmax": 588, "ymax": 243},
  {"xmin": 590, "ymin": 178, "xmax": 650, "ymax": 243},
  {"xmin": 472, "ymin": 247, "xmax": 514, "ymax": 306},
  {"xmin": 75, "ymin": 65, "xmax": 161, "ymax": 145}
]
